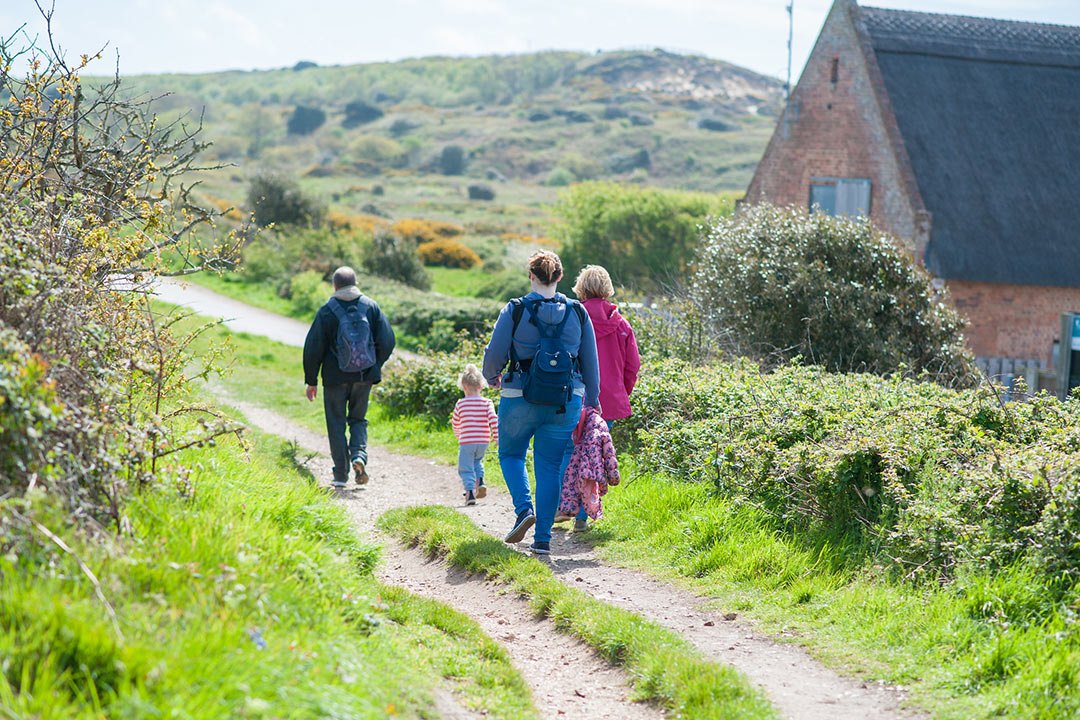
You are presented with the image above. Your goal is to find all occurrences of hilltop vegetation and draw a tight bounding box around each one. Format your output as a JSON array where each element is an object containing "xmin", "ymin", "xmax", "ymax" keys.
[{"xmin": 120, "ymin": 49, "xmax": 781, "ymax": 191}]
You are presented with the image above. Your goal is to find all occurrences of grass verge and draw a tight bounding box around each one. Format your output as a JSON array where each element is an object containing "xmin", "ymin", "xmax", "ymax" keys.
[
  {"xmin": 1, "ymin": 412, "xmax": 534, "ymax": 719},
  {"xmin": 594, "ymin": 469, "xmax": 1080, "ymax": 720},
  {"xmin": 379, "ymin": 505, "xmax": 778, "ymax": 720}
]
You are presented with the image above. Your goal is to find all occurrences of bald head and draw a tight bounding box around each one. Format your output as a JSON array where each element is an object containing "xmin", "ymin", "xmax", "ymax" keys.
[{"xmin": 332, "ymin": 266, "xmax": 357, "ymax": 289}]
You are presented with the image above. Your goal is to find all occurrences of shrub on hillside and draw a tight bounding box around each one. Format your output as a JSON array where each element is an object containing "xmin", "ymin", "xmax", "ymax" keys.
[
  {"xmin": 417, "ymin": 238, "xmax": 481, "ymax": 269},
  {"xmin": 543, "ymin": 167, "xmax": 575, "ymax": 187},
  {"xmin": 343, "ymin": 100, "xmax": 384, "ymax": 128},
  {"xmin": 692, "ymin": 203, "xmax": 974, "ymax": 383},
  {"xmin": 467, "ymin": 184, "xmax": 495, "ymax": 201},
  {"xmin": 392, "ymin": 218, "xmax": 464, "ymax": 244},
  {"xmin": 558, "ymin": 151, "xmax": 603, "ymax": 181},
  {"xmin": 440, "ymin": 145, "xmax": 465, "ymax": 175},
  {"xmin": 287, "ymin": 105, "xmax": 326, "ymax": 135},
  {"xmin": 247, "ymin": 172, "xmax": 326, "ymax": 228},
  {"xmin": 349, "ymin": 134, "xmax": 406, "ymax": 166},
  {"xmin": 553, "ymin": 181, "xmax": 733, "ymax": 294},
  {"xmin": 362, "ymin": 231, "xmax": 431, "ymax": 290}
]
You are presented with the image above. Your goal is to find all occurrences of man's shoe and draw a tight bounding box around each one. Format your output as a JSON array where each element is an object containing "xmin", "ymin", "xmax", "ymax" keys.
[
  {"xmin": 553, "ymin": 512, "xmax": 574, "ymax": 524},
  {"xmin": 504, "ymin": 509, "xmax": 535, "ymax": 544},
  {"xmin": 573, "ymin": 517, "xmax": 589, "ymax": 532},
  {"xmin": 331, "ymin": 479, "xmax": 347, "ymax": 490},
  {"xmin": 475, "ymin": 479, "xmax": 487, "ymax": 498},
  {"xmin": 465, "ymin": 490, "xmax": 476, "ymax": 506},
  {"xmin": 352, "ymin": 459, "xmax": 369, "ymax": 485},
  {"xmin": 530, "ymin": 541, "xmax": 551, "ymax": 555}
]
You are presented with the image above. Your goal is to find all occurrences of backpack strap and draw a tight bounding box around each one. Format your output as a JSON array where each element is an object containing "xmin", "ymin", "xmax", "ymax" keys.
[
  {"xmin": 507, "ymin": 298, "xmax": 525, "ymax": 381},
  {"xmin": 328, "ymin": 297, "xmax": 347, "ymax": 321},
  {"xmin": 524, "ymin": 297, "xmax": 573, "ymax": 338}
]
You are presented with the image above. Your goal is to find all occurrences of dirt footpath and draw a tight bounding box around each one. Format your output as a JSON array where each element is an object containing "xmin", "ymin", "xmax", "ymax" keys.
[{"xmin": 227, "ymin": 397, "xmax": 923, "ymax": 720}]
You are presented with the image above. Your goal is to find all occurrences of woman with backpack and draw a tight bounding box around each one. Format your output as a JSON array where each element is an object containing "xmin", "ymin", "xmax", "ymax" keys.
[{"xmin": 482, "ymin": 250, "xmax": 600, "ymax": 555}]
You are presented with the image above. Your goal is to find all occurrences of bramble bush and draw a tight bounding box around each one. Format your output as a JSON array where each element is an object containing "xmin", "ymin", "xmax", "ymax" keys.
[
  {"xmin": 380, "ymin": 339, "xmax": 498, "ymax": 424},
  {"xmin": 0, "ymin": 24, "xmax": 243, "ymax": 525},
  {"xmin": 620, "ymin": 355, "xmax": 1080, "ymax": 593},
  {"xmin": 693, "ymin": 203, "xmax": 975, "ymax": 384}
]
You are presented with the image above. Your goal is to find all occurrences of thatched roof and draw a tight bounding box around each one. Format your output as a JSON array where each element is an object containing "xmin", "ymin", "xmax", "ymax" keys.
[{"xmin": 861, "ymin": 6, "xmax": 1080, "ymax": 286}]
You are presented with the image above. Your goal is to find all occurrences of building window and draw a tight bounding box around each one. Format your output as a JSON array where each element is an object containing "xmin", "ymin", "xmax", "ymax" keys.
[
  {"xmin": 830, "ymin": 57, "xmax": 839, "ymax": 86},
  {"xmin": 809, "ymin": 177, "xmax": 871, "ymax": 217}
]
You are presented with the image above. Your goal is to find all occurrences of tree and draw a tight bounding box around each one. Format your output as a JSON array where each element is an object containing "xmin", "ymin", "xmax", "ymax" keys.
[
  {"xmin": 552, "ymin": 182, "xmax": 733, "ymax": 294},
  {"xmin": 692, "ymin": 203, "xmax": 974, "ymax": 383},
  {"xmin": 343, "ymin": 100, "xmax": 384, "ymax": 128},
  {"xmin": 287, "ymin": 105, "xmax": 326, "ymax": 135},
  {"xmin": 440, "ymin": 145, "xmax": 465, "ymax": 175}
]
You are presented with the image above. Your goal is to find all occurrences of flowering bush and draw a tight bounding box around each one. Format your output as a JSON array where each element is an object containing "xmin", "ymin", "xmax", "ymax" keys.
[{"xmin": 416, "ymin": 238, "xmax": 481, "ymax": 269}]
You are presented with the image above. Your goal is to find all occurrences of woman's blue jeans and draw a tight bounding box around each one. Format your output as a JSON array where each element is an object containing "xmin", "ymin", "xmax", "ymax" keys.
[{"xmin": 498, "ymin": 395, "xmax": 582, "ymax": 544}]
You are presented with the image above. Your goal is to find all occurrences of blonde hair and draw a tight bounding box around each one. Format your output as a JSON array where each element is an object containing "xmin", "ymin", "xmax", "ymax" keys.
[
  {"xmin": 573, "ymin": 265, "xmax": 615, "ymax": 300},
  {"xmin": 458, "ymin": 364, "xmax": 485, "ymax": 390},
  {"xmin": 527, "ymin": 250, "xmax": 562, "ymax": 286}
]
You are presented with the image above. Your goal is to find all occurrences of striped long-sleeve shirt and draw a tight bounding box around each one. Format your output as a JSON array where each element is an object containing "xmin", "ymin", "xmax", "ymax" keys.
[{"xmin": 451, "ymin": 395, "xmax": 498, "ymax": 445}]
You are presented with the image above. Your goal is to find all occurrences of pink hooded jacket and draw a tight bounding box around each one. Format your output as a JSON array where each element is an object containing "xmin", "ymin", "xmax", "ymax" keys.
[
  {"xmin": 560, "ymin": 406, "xmax": 621, "ymax": 519},
  {"xmin": 582, "ymin": 298, "xmax": 641, "ymax": 420}
]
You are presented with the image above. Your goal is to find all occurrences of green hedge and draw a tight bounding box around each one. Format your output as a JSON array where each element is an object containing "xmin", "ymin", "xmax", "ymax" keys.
[{"xmin": 620, "ymin": 357, "xmax": 1080, "ymax": 591}]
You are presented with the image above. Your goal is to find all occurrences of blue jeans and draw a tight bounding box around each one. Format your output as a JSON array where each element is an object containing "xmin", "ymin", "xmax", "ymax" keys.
[
  {"xmin": 559, "ymin": 418, "xmax": 615, "ymax": 521},
  {"xmin": 457, "ymin": 442, "xmax": 488, "ymax": 493},
  {"xmin": 323, "ymin": 382, "xmax": 371, "ymax": 483},
  {"xmin": 498, "ymin": 395, "xmax": 583, "ymax": 544}
]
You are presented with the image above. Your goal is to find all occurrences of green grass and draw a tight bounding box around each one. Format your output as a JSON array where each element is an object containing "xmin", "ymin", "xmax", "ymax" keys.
[
  {"xmin": 592, "ymin": 471, "xmax": 1080, "ymax": 719},
  {"xmin": 426, "ymin": 265, "xmax": 487, "ymax": 297},
  {"xmin": 0, "ymin": 415, "xmax": 535, "ymax": 719},
  {"xmin": 378, "ymin": 505, "xmax": 778, "ymax": 720}
]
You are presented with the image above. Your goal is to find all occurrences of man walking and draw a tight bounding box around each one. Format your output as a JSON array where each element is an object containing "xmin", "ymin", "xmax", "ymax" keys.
[{"xmin": 303, "ymin": 266, "xmax": 395, "ymax": 488}]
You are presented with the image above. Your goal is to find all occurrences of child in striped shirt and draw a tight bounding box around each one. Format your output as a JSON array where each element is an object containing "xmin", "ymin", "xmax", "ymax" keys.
[{"xmin": 451, "ymin": 364, "xmax": 498, "ymax": 506}]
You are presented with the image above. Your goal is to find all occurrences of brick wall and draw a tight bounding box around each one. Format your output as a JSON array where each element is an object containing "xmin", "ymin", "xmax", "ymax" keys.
[
  {"xmin": 745, "ymin": 1, "xmax": 919, "ymax": 246},
  {"xmin": 948, "ymin": 281, "xmax": 1080, "ymax": 363}
]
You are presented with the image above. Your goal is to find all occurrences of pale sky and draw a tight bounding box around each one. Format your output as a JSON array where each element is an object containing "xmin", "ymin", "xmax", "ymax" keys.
[{"xmin": 4, "ymin": 1, "xmax": 1079, "ymax": 82}]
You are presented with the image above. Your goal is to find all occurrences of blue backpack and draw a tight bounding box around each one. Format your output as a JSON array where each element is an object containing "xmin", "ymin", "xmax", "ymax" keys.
[
  {"xmin": 329, "ymin": 298, "xmax": 376, "ymax": 373},
  {"xmin": 508, "ymin": 297, "xmax": 585, "ymax": 409}
]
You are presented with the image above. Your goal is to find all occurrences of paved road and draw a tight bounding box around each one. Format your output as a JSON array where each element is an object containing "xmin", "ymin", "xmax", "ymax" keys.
[{"xmin": 154, "ymin": 277, "xmax": 310, "ymax": 347}]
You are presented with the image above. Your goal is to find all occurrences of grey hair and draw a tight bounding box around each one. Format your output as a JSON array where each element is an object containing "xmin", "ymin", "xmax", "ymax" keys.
[{"xmin": 332, "ymin": 266, "xmax": 357, "ymax": 289}]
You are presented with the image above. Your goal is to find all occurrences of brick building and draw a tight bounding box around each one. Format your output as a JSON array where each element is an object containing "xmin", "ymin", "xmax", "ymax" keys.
[{"xmin": 743, "ymin": 0, "xmax": 1080, "ymax": 366}]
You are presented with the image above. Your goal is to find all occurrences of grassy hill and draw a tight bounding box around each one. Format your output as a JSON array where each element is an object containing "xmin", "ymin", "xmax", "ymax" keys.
[{"xmin": 117, "ymin": 49, "xmax": 781, "ymax": 235}]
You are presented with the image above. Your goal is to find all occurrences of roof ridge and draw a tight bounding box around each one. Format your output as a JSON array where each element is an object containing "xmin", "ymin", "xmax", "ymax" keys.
[
  {"xmin": 860, "ymin": 4, "xmax": 1080, "ymax": 68},
  {"xmin": 861, "ymin": 5, "xmax": 1080, "ymax": 34}
]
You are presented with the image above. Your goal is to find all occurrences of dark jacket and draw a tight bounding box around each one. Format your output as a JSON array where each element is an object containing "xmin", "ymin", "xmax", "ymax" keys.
[{"xmin": 303, "ymin": 294, "xmax": 395, "ymax": 386}]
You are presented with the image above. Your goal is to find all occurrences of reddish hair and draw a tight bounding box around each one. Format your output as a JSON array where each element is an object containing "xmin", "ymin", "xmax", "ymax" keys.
[{"xmin": 528, "ymin": 250, "xmax": 562, "ymax": 285}]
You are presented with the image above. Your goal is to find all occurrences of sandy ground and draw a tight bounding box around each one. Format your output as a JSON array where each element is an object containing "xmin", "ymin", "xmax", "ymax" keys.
[{"xmin": 225, "ymin": 396, "xmax": 925, "ymax": 720}]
